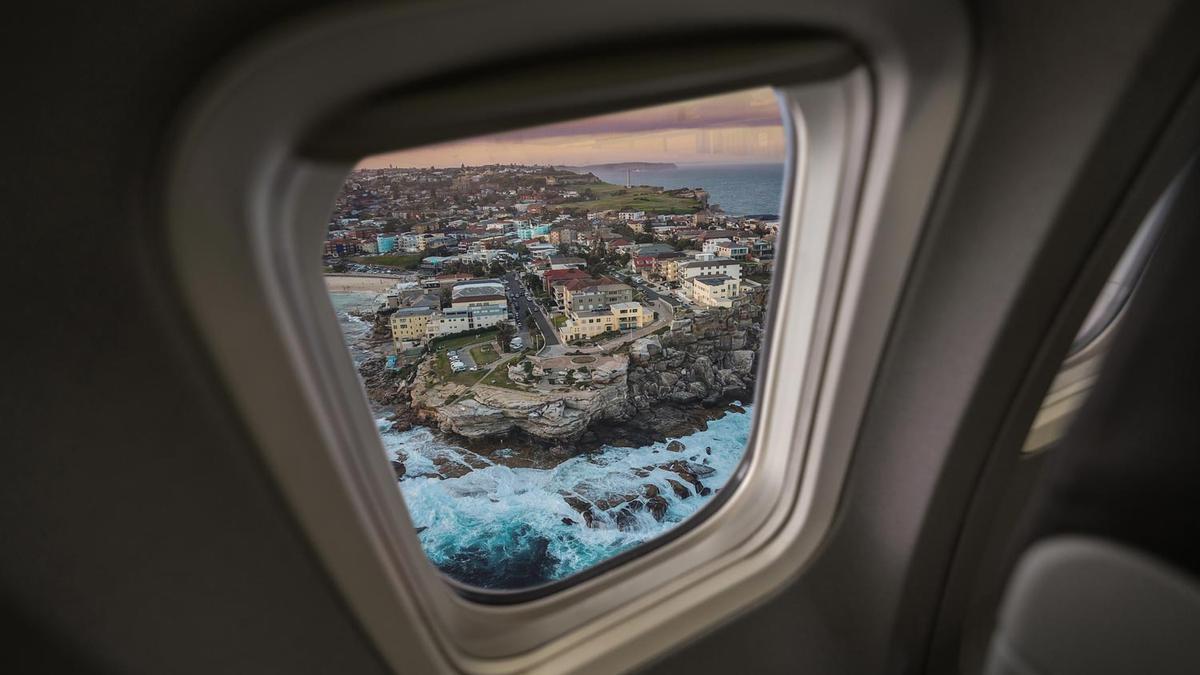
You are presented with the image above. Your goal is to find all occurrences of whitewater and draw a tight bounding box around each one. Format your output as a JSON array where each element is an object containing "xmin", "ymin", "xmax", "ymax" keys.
[
  {"xmin": 330, "ymin": 289, "xmax": 752, "ymax": 589},
  {"xmin": 379, "ymin": 407, "xmax": 751, "ymax": 588}
]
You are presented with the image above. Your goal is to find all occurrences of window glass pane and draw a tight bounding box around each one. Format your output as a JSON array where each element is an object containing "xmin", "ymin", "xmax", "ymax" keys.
[
  {"xmin": 1022, "ymin": 183, "xmax": 1172, "ymax": 453},
  {"xmin": 324, "ymin": 87, "xmax": 786, "ymax": 589}
]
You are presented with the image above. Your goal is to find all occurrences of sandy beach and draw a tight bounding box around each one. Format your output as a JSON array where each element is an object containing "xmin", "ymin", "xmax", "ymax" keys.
[{"xmin": 324, "ymin": 274, "xmax": 405, "ymax": 293}]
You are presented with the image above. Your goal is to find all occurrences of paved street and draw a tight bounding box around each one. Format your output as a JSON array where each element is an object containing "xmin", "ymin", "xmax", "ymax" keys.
[
  {"xmin": 504, "ymin": 271, "xmax": 560, "ymax": 350},
  {"xmin": 625, "ymin": 274, "xmax": 681, "ymax": 307}
]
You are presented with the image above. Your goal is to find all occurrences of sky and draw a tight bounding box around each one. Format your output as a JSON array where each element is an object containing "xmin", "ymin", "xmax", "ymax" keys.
[{"xmin": 357, "ymin": 87, "xmax": 786, "ymax": 169}]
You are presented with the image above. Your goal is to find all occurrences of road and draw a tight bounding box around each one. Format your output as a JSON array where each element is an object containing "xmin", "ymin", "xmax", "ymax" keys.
[
  {"xmin": 504, "ymin": 272, "xmax": 560, "ymax": 349},
  {"xmin": 623, "ymin": 273, "xmax": 681, "ymax": 307}
]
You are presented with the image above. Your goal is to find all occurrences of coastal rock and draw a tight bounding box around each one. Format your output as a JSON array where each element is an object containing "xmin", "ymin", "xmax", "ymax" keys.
[
  {"xmin": 729, "ymin": 350, "xmax": 756, "ymax": 375},
  {"xmin": 646, "ymin": 495, "xmax": 669, "ymax": 520},
  {"xmin": 614, "ymin": 507, "xmax": 639, "ymax": 531},
  {"xmin": 666, "ymin": 479, "xmax": 691, "ymax": 499},
  {"xmin": 630, "ymin": 336, "xmax": 663, "ymax": 362},
  {"xmin": 400, "ymin": 286, "xmax": 768, "ymax": 455},
  {"xmin": 666, "ymin": 440, "xmax": 685, "ymax": 452}
]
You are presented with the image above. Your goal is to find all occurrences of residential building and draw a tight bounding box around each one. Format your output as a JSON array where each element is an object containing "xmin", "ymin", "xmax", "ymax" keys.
[
  {"xmin": 388, "ymin": 307, "xmax": 434, "ymax": 347},
  {"xmin": 689, "ymin": 275, "xmax": 741, "ymax": 308},
  {"xmin": 547, "ymin": 256, "xmax": 587, "ymax": 270},
  {"xmin": 376, "ymin": 233, "xmax": 398, "ymax": 253},
  {"xmin": 549, "ymin": 227, "xmax": 578, "ymax": 245},
  {"xmin": 517, "ymin": 223, "xmax": 552, "ymax": 240},
  {"xmin": 716, "ymin": 243, "xmax": 749, "ymax": 260},
  {"xmin": 422, "ymin": 235, "xmax": 456, "ymax": 250},
  {"xmin": 561, "ymin": 302, "xmax": 652, "ymax": 342},
  {"xmin": 386, "ymin": 279, "xmax": 511, "ymax": 343},
  {"xmin": 429, "ymin": 272, "xmax": 475, "ymax": 287},
  {"xmin": 634, "ymin": 242, "xmax": 676, "ymax": 257},
  {"xmin": 542, "ymin": 268, "xmax": 592, "ymax": 295},
  {"xmin": 630, "ymin": 255, "xmax": 657, "ymax": 277},
  {"xmin": 678, "ymin": 257, "xmax": 742, "ymax": 283},
  {"xmin": 561, "ymin": 277, "xmax": 634, "ymax": 312},
  {"xmin": 323, "ymin": 239, "xmax": 361, "ymax": 257}
]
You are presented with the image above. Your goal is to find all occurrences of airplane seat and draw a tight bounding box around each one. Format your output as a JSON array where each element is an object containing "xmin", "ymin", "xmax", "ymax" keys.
[
  {"xmin": 985, "ymin": 536, "xmax": 1200, "ymax": 675},
  {"xmin": 985, "ymin": 158, "xmax": 1200, "ymax": 675}
]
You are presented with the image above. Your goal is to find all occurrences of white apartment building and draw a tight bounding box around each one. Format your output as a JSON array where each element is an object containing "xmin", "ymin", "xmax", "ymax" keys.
[
  {"xmin": 689, "ymin": 275, "xmax": 741, "ymax": 308},
  {"xmin": 701, "ymin": 238, "xmax": 733, "ymax": 254},
  {"xmin": 678, "ymin": 257, "xmax": 742, "ymax": 283},
  {"xmin": 715, "ymin": 243, "xmax": 749, "ymax": 260}
]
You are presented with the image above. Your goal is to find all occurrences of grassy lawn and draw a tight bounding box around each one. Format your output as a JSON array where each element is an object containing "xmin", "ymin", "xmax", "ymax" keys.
[
  {"xmin": 551, "ymin": 314, "xmax": 567, "ymax": 328},
  {"xmin": 430, "ymin": 329, "xmax": 497, "ymax": 352},
  {"xmin": 481, "ymin": 360, "xmax": 527, "ymax": 391},
  {"xmin": 350, "ymin": 253, "xmax": 424, "ymax": 270},
  {"xmin": 555, "ymin": 181, "xmax": 701, "ymax": 214},
  {"xmin": 469, "ymin": 344, "xmax": 500, "ymax": 366}
]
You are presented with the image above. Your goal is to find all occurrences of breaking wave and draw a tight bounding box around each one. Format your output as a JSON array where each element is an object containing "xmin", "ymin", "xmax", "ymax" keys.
[{"xmin": 379, "ymin": 410, "xmax": 751, "ymax": 589}]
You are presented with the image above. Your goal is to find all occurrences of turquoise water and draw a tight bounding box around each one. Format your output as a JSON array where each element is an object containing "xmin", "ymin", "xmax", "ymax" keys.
[
  {"xmin": 379, "ymin": 407, "xmax": 751, "ymax": 588},
  {"xmin": 588, "ymin": 162, "xmax": 784, "ymax": 217},
  {"xmin": 331, "ymin": 280, "xmax": 754, "ymax": 588}
]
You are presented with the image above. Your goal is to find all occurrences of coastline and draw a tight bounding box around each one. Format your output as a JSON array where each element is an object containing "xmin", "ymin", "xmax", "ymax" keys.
[
  {"xmin": 324, "ymin": 274, "xmax": 405, "ymax": 293},
  {"xmin": 332, "ymin": 284, "xmax": 763, "ymax": 588}
]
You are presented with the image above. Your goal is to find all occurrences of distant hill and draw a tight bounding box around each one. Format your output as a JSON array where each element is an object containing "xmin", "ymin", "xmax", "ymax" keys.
[{"xmin": 557, "ymin": 162, "xmax": 677, "ymax": 172}]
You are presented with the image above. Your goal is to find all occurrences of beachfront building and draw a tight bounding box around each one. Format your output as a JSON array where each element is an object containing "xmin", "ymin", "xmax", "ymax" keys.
[
  {"xmin": 689, "ymin": 275, "xmax": 742, "ymax": 308},
  {"xmin": 388, "ymin": 279, "xmax": 510, "ymax": 344},
  {"xmin": 388, "ymin": 307, "xmax": 434, "ymax": 348},
  {"xmin": 376, "ymin": 233, "xmax": 398, "ymax": 253},
  {"xmin": 561, "ymin": 301, "xmax": 652, "ymax": 342},
  {"xmin": 561, "ymin": 277, "xmax": 634, "ymax": 312},
  {"xmin": 445, "ymin": 279, "xmax": 508, "ymax": 330}
]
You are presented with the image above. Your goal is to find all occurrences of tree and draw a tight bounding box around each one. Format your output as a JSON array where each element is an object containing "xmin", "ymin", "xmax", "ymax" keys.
[
  {"xmin": 439, "ymin": 286, "xmax": 452, "ymax": 308},
  {"xmin": 495, "ymin": 321, "xmax": 516, "ymax": 351}
]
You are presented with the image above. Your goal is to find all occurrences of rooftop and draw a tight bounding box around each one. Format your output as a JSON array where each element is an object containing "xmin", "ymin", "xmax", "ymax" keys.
[{"xmin": 681, "ymin": 257, "xmax": 738, "ymax": 269}]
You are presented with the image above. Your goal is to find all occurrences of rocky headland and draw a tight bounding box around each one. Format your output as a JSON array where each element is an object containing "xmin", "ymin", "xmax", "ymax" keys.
[{"xmin": 359, "ymin": 286, "xmax": 767, "ymax": 456}]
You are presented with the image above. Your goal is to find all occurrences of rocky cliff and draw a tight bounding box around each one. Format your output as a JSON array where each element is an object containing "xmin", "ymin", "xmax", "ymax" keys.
[
  {"xmin": 395, "ymin": 286, "xmax": 767, "ymax": 449},
  {"xmin": 414, "ymin": 364, "xmax": 631, "ymax": 445}
]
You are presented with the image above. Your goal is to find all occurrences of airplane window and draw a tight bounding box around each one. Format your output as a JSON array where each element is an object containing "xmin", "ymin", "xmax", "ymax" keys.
[
  {"xmin": 323, "ymin": 87, "xmax": 786, "ymax": 590},
  {"xmin": 1022, "ymin": 180, "xmax": 1174, "ymax": 453}
]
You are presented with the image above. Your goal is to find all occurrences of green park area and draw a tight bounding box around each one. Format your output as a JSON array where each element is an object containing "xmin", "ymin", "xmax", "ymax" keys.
[
  {"xmin": 555, "ymin": 182, "xmax": 700, "ymax": 215},
  {"xmin": 470, "ymin": 344, "xmax": 500, "ymax": 366}
]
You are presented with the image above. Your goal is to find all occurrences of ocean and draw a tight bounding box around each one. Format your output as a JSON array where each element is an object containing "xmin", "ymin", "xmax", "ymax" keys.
[
  {"xmin": 330, "ymin": 291, "xmax": 753, "ymax": 589},
  {"xmin": 587, "ymin": 162, "xmax": 784, "ymax": 217},
  {"xmin": 379, "ymin": 407, "xmax": 751, "ymax": 589}
]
